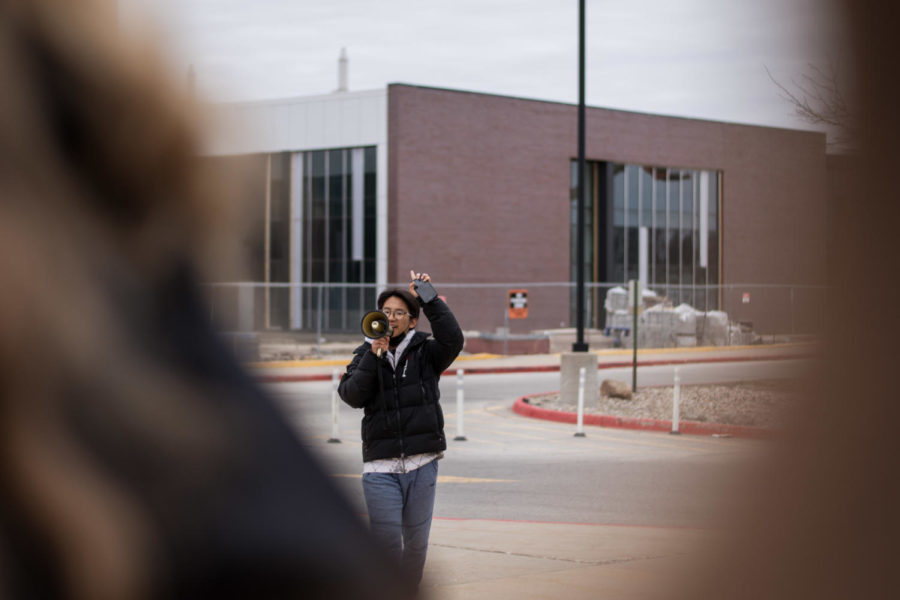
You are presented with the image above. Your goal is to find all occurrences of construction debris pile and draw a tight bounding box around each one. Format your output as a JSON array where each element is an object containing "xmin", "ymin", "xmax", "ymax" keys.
[{"xmin": 603, "ymin": 286, "xmax": 755, "ymax": 348}]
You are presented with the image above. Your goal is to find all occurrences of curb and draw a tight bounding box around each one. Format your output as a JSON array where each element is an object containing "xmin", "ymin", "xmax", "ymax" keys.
[
  {"xmin": 255, "ymin": 352, "xmax": 811, "ymax": 383},
  {"xmin": 248, "ymin": 352, "xmax": 503, "ymax": 370},
  {"xmin": 458, "ymin": 352, "xmax": 811, "ymax": 376},
  {"xmin": 258, "ymin": 373, "xmax": 337, "ymax": 383},
  {"xmin": 512, "ymin": 394, "xmax": 771, "ymax": 438}
]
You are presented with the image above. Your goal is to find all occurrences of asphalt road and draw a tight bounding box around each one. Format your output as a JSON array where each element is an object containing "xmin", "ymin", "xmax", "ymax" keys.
[{"xmin": 263, "ymin": 359, "xmax": 793, "ymax": 529}]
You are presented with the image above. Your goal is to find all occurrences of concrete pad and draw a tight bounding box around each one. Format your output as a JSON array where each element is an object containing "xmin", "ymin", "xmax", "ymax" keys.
[
  {"xmin": 560, "ymin": 352, "xmax": 599, "ymax": 409},
  {"xmin": 421, "ymin": 518, "xmax": 717, "ymax": 599}
]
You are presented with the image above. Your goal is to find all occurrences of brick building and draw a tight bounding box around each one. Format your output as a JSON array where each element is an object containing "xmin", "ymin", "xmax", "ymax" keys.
[{"xmin": 205, "ymin": 84, "xmax": 828, "ymax": 337}]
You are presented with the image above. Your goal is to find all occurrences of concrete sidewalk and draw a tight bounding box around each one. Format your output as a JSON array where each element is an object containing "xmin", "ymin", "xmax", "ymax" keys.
[{"xmin": 422, "ymin": 518, "xmax": 718, "ymax": 600}]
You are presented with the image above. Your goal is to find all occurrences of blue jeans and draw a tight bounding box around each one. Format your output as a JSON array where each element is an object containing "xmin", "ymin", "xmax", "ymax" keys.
[{"xmin": 362, "ymin": 460, "xmax": 438, "ymax": 585}]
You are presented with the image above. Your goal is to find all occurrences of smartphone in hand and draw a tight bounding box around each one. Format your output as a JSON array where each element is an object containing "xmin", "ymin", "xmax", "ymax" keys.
[{"xmin": 414, "ymin": 279, "xmax": 438, "ymax": 303}]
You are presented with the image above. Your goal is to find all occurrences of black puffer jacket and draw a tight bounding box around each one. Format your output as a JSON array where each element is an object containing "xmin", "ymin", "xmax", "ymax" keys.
[{"xmin": 338, "ymin": 298, "xmax": 464, "ymax": 462}]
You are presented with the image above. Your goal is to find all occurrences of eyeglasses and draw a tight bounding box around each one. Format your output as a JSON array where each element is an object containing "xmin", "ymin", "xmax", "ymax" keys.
[{"xmin": 382, "ymin": 309, "xmax": 409, "ymax": 318}]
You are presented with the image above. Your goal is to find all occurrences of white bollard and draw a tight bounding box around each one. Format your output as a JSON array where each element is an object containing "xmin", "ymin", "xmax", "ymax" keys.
[
  {"xmin": 327, "ymin": 369, "xmax": 341, "ymax": 443},
  {"xmin": 671, "ymin": 366, "xmax": 681, "ymax": 435},
  {"xmin": 574, "ymin": 366, "xmax": 586, "ymax": 437},
  {"xmin": 454, "ymin": 369, "xmax": 467, "ymax": 441}
]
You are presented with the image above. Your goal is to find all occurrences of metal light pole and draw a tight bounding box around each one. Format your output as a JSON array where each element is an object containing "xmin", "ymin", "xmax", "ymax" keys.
[
  {"xmin": 561, "ymin": 0, "xmax": 597, "ymax": 408},
  {"xmin": 573, "ymin": 0, "xmax": 588, "ymax": 352}
]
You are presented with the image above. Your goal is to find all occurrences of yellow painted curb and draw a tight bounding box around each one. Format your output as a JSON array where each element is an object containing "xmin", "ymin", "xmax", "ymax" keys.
[
  {"xmin": 249, "ymin": 352, "xmax": 503, "ymax": 369},
  {"xmin": 249, "ymin": 358, "xmax": 348, "ymax": 369},
  {"xmin": 248, "ymin": 343, "xmax": 812, "ymax": 369},
  {"xmin": 455, "ymin": 353, "xmax": 503, "ymax": 361},
  {"xmin": 592, "ymin": 341, "xmax": 812, "ymax": 357}
]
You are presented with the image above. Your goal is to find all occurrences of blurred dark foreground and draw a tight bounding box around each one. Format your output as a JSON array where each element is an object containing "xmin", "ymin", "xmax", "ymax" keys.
[{"xmin": 0, "ymin": 1, "xmax": 413, "ymax": 598}]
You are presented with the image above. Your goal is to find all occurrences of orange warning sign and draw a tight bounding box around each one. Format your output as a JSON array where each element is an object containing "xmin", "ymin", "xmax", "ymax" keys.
[{"xmin": 508, "ymin": 289, "xmax": 528, "ymax": 319}]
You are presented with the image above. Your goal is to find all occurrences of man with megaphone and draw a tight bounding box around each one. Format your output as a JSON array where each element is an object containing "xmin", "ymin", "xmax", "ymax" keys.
[{"xmin": 338, "ymin": 270, "xmax": 464, "ymax": 588}]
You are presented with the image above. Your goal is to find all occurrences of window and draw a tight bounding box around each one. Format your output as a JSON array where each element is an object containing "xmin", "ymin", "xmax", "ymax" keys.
[
  {"xmin": 296, "ymin": 146, "xmax": 377, "ymax": 331},
  {"xmin": 571, "ymin": 160, "xmax": 721, "ymax": 327}
]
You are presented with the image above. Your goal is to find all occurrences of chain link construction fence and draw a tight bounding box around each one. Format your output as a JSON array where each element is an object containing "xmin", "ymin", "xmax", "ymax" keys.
[{"xmin": 205, "ymin": 281, "xmax": 826, "ymax": 356}]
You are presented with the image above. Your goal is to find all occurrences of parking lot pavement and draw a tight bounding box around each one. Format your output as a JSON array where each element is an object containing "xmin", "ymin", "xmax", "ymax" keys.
[{"xmin": 263, "ymin": 347, "xmax": 796, "ymax": 598}]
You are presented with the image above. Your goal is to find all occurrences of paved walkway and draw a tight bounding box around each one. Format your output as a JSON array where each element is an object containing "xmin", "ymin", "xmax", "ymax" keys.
[
  {"xmin": 254, "ymin": 343, "xmax": 810, "ymax": 599},
  {"xmin": 422, "ymin": 517, "xmax": 719, "ymax": 600}
]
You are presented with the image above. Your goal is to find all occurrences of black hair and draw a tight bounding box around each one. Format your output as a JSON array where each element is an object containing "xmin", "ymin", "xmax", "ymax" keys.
[{"xmin": 376, "ymin": 288, "xmax": 420, "ymax": 319}]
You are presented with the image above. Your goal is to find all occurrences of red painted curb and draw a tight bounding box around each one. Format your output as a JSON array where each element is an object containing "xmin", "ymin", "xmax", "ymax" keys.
[
  {"xmin": 433, "ymin": 515, "xmax": 706, "ymax": 531},
  {"xmin": 512, "ymin": 395, "xmax": 772, "ymax": 439}
]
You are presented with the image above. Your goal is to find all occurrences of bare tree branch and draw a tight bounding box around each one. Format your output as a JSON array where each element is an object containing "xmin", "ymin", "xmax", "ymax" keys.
[{"xmin": 766, "ymin": 62, "xmax": 855, "ymax": 149}]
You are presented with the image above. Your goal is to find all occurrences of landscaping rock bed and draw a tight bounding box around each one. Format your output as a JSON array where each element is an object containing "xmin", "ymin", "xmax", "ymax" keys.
[{"xmin": 525, "ymin": 380, "xmax": 800, "ymax": 429}]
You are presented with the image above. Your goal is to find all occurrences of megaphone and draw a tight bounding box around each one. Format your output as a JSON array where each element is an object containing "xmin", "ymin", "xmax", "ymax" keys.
[{"xmin": 361, "ymin": 311, "xmax": 391, "ymax": 357}]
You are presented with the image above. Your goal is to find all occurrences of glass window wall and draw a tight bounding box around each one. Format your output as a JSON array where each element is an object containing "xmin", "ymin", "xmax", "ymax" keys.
[
  {"xmin": 297, "ymin": 146, "xmax": 377, "ymax": 331},
  {"xmin": 571, "ymin": 160, "xmax": 721, "ymax": 327},
  {"xmin": 268, "ymin": 152, "xmax": 292, "ymax": 328}
]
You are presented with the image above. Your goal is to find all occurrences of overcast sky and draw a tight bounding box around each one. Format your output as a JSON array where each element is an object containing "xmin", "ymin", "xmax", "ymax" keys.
[{"xmin": 121, "ymin": 0, "xmax": 845, "ymax": 134}]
